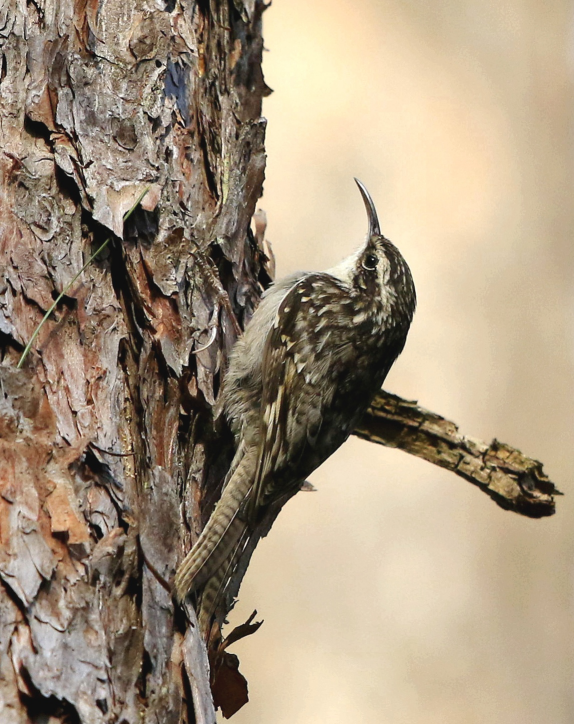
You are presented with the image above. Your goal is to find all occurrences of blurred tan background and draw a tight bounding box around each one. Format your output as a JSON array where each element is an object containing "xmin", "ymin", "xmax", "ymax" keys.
[{"xmin": 227, "ymin": 1, "xmax": 574, "ymax": 722}]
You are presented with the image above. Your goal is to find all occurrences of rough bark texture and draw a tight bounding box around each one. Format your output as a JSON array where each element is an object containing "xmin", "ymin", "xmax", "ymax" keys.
[
  {"xmin": 355, "ymin": 392, "xmax": 558, "ymax": 518},
  {"xmin": 0, "ymin": 2, "xmax": 270, "ymax": 722},
  {"xmin": 0, "ymin": 2, "xmax": 561, "ymax": 723}
]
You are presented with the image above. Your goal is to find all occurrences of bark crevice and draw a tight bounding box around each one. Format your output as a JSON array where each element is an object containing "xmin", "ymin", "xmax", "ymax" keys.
[{"xmin": 0, "ymin": 2, "xmax": 560, "ymax": 722}]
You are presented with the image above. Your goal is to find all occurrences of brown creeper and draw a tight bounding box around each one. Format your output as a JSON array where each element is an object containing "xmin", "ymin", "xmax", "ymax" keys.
[{"xmin": 175, "ymin": 179, "xmax": 416, "ymax": 621}]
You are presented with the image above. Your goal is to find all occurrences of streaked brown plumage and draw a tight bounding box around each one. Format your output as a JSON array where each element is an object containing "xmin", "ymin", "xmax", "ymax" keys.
[{"xmin": 174, "ymin": 179, "xmax": 416, "ymax": 627}]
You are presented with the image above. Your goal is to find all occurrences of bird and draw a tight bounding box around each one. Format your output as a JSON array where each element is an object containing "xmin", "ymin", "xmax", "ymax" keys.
[{"xmin": 174, "ymin": 179, "xmax": 416, "ymax": 627}]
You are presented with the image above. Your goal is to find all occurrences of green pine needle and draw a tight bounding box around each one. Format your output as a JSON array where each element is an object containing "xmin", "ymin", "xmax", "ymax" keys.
[{"xmin": 17, "ymin": 187, "xmax": 150, "ymax": 369}]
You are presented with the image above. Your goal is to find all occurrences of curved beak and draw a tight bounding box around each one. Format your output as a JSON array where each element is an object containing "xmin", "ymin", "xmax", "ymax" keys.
[{"xmin": 354, "ymin": 178, "xmax": 381, "ymax": 237}]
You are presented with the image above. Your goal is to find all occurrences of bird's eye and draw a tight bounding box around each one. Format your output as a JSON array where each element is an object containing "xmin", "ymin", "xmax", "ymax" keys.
[{"xmin": 362, "ymin": 253, "xmax": 378, "ymax": 271}]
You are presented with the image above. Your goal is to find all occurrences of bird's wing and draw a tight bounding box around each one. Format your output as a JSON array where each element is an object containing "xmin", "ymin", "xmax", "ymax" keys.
[{"xmin": 248, "ymin": 273, "xmax": 355, "ymax": 518}]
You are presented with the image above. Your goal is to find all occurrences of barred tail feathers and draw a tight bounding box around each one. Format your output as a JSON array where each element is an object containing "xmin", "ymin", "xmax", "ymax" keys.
[
  {"xmin": 198, "ymin": 567, "xmax": 227, "ymax": 634},
  {"xmin": 197, "ymin": 532, "xmax": 247, "ymax": 634},
  {"xmin": 174, "ymin": 452, "xmax": 254, "ymax": 601}
]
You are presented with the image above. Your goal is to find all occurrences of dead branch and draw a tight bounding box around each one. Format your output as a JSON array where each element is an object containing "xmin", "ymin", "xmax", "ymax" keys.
[{"xmin": 353, "ymin": 391, "xmax": 560, "ymax": 518}]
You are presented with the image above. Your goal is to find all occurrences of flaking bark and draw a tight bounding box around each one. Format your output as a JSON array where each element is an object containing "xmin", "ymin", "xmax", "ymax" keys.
[
  {"xmin": 0, "ymin": 1, "xmax": 270, "ymax": 722},
  {"xmin": 0, "ymin": 2, "xmax": 560, "ymax": 723}
]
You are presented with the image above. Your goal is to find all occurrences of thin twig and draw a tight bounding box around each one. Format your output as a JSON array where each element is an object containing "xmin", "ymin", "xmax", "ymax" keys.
[
  {"xmin": 192, "ymin": 324, "xmax": 218, "ymax": 355},
  {"xmin": 90, "ymin": 441, "xmax": 135, "ymax": 458},
  {"xmin": 191, "ymin": 250, "xmax": 242, "ymax": 337}
]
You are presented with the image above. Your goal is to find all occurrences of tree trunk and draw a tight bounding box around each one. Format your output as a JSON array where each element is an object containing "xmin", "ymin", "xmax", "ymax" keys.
[
  {"xmin": 0, "ymin": 2, "xmax": 270, "ymax": 721},
  {"xmin": 0, "ymin": 2, "xmax": 560, "ymax": 723}
]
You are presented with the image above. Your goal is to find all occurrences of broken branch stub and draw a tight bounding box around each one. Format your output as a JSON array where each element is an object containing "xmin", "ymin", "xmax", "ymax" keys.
[{"xmin": 354, "ymin": 391, "xmax": 559, "ymax": 518}]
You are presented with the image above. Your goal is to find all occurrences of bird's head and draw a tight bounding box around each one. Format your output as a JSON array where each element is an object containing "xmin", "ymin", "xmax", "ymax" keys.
[{"xmin": 328, "ymin": 179, "xmax": 416, "ymax": 325}]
